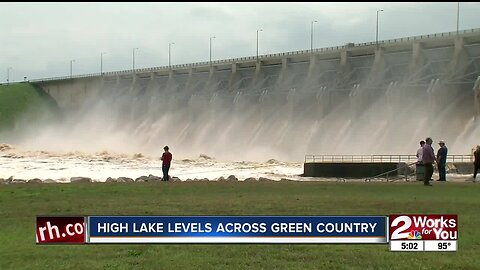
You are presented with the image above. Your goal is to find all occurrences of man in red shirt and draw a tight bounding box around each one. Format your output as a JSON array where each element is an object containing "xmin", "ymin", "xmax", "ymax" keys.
[{"xmin": 161, "ymin": 146, "xmax": 172, "ymax": 181}]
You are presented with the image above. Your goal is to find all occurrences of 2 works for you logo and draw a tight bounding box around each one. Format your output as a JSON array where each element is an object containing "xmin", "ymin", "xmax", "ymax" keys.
[{"xmin": 389, "ymin": 215, "xmax": 457, "ymax": 241}]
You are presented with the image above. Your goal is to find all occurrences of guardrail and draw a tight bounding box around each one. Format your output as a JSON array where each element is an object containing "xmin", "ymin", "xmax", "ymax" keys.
[
  {"xmin": 28, "ymin": 28, "xmax": 480, "ymax": 84},
  {"xmin": 305, "ymin": 154, "xmax": 473, "ymax": 163}
]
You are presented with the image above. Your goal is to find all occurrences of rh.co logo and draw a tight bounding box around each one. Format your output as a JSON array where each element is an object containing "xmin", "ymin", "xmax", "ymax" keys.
[
  {"xmin": 390, "ymin": 215, "xmax": 457, "ymax": 240},
  {"xmin": 36, "ymin": 216, "xmax": 86, "ymax": 244}
]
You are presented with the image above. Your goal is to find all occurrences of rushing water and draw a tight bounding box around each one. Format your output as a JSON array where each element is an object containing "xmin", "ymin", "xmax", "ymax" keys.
[
  {"xmin": 0, "ymin": 144, "xmax": 304, "ymax": 182},
  {"xmin": 1, "ymin": 43, "xmax": 480, "ymax": 181}
]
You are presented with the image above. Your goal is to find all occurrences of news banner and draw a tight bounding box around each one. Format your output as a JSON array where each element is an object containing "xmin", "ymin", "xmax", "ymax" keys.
[{"xmin": 36, "ymin": 215, "xmax": 457, "ymax": 251}]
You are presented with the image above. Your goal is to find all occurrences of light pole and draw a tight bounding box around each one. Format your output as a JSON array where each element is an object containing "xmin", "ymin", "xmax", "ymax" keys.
[
  {"xmin": 132, "ymin": 48, "xmax": 139, "ymax": 71},
  {"xmin": 70, "ymin": 60, "xmax": 75, "ymax": 78},
  {"xmin": 256, "ymin": 29, "xmax": 263, "ymax": 62},
  {"xmin": 209, "ymin": 36, "xmax": 216, "ymax": 66},
  {"xmin": 101, "ymin": 52, "xmax": 107, "ymax": 75},
  {"xmin": 169, "ymin": 42, "xmax": 175, "ymax": 69},
  {"xmin": 456, "ymin": 2, "xmax": 460, "ymax": 35},
  {"xmin": 7, "ymin": 67, "xmax": 12, "ymax": 85},
  {"xmin": 311, "ymin": 20, "xmax": 317, "ymax": 52},
  {"xmin": 376, "ymin": 9, "xmax": 384, "ymax": 47}
]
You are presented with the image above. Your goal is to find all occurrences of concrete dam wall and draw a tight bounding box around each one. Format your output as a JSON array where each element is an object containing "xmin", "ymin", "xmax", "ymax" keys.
[{"xmin": 30, "ymin": 29, "xmax": 480, "ymax": 161}]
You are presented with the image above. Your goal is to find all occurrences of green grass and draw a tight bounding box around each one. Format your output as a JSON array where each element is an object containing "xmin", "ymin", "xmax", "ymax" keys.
[
  {"xmin": 0, "ymin": 82, "xmax": 58, "ymax": 131},
  {"xmin": 0, "ymin": 181, "xmax": 478, "ymax": 270}
]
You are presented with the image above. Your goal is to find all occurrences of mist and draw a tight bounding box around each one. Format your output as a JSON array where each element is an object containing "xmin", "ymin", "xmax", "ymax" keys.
[{"xmin": 3, "ymin": 44, "xmax": 480, "ymax": 162}]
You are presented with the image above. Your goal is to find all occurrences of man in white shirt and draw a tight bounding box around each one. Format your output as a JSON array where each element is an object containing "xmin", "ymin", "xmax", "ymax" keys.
[{"xmin": 416, "ymin": 140, "xmax": 425, "ymax": 163}]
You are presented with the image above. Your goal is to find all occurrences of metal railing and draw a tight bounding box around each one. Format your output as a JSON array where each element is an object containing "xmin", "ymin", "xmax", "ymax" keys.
[
  {"xmin": 27, "ymin": 28, "xmax": 480, "ymax": 84},
  {"xmin": 305, "ymin": 154, "xmax": 473, "ymax": 163},
  {"xmin": 365, "ymin": 161, "xmax": 418, "ymax": 182}
]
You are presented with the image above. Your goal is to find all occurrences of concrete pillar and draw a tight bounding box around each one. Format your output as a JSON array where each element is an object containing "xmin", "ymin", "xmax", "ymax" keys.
[
  {"xmin": 336, "ymin": 50, "xmax": 351, "ymax": 88},
  {"xmin": 368, "ymin": 47, "xmax": 386, "ymax": 85},
  {"xmin": 144, "ymin": 72, "xmax": 157, "ymax": 96},
  {"xmin": 408, "ymin": 42, "xmax": 425, "ymax": 77},
  {"xmin": 474, "ymin": 76, "xmax": 480, "ymax": 121},
  {"xmin": 449, "ymin": 36, "xmax": 469, "ymax": 76},
  {"xmin": 114, "ymin": 75, "xmax": 121, "ymax": 91},
  {"xmin": 255, "ymin": 61, "xmax": 262, "ymax": 74},
  {"xmin": 306, "ymin": 54, "xmax": 317, "ymax": 81},
  {"xmin": 228, "ymin": 63, "xmax": 238, "ymax": 90},
  {"xmin": 207, "ymin": 66, "xmax": 217, "ymax": 89},
  {"xmin": 278, "ymin": 58, "xmax": 290, "ymax": 84},
  {"xmin": 128, "ymin": 74, "xmax": 138, "ymax": 95},
  {"xmin": 167, "ymin": 70, "xmax": 175, "ymax": 92},
  {"xmin": 252, "ymin": 60, "xmax": 263, "ymax": 87},
  {"xmin": 185, "ymin": 68, "xmax": 194, "ymax": 90},
  {"xmin": 96, "ymin": 76, "xmax": 105, "ymax": 97}
]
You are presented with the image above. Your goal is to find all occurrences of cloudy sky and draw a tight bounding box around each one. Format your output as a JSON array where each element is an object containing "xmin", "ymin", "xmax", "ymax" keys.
[{"xmin": 1, "ymin": 2, "xmax": 479, "ymax": 82}]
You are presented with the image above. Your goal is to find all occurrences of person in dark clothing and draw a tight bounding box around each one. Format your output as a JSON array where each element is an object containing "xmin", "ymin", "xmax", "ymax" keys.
[
  {"xmin": 422, "ymin": 137, "xmax": 435, "ymax": 186},
  {"xmin": 436, "ymin": 140, "xmax": 448, "ymax": 181},
  {"xmin": 473, "ymin": 145, "xmax": 480, "ymax": 181},
  {"xmin": 161, "ymin": 146, "xmax": 172, "ymax": 181}
]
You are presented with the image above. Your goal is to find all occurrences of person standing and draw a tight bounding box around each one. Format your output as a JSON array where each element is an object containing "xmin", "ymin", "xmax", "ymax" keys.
[
  {"xmin": 161, "ymin": 146, "xmax": 172, "ymax": 181},
  {"xmin": 415, "ymin": 140, "xmax": 426, "ymax": 181},
  {"xmin": 422, "ymin": 137, "xmax": 435, "ymax": 186},
  {"xmin": 416, "ymin": 140, "xmax": 425, "ymax": 163},
  {"xmin": 436, "ymin": 140, "xmax": 448, "ymax": 181},
  {"xmin": 473, "ymin": 145, "xmax": 480, "ymax": 181}
]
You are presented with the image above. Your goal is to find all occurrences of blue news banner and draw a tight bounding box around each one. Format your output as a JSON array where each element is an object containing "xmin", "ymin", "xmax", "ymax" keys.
[{"xmin": 87, "ymin": 216, "xmax": 387, "ymax": 244}]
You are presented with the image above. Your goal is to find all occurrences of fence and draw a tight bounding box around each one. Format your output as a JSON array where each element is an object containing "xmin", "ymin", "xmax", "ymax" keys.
[{"xmin": 305, "ymin": 154, "xmax": 473, "ymax": 163}]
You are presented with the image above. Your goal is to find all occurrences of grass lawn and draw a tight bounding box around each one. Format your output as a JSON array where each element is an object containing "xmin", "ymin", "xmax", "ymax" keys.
[
  {"xmin": 0, "ymin": 181, "xmax": 478, "ymax": 269},
  {"xmin": 0, "ymin": 83, "xmax": 58, "ymax": 131}
]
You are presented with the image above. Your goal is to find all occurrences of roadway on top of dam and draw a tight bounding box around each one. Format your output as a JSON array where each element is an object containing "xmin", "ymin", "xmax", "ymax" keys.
[{"xmin": 29, "ymin": 28, "xmax": 480, "ymax": 83}]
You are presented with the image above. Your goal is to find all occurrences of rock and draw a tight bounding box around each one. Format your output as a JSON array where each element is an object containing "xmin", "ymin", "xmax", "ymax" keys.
[
  {"xmin": 217, "ymin": 176, "xmax": 225, "ymax": 182},
  {"xmin": 226, "ymin": 175, "xmax": 238, "ymax": 181},
  {"xmin": 199, "ymin": 154, "xmax": 213, "ymax": 160},
  {"xmin": 106, "ymin": 177, "xmax": 117, "ymax": 183},
  {"xmin": 171, "ymin": 177, "xmax": 181, "ymax": 182},
  {"xmin": 70, "ymin": 177, "xmax": 92, "ymax": 183},
  {"xmin": 186, "ymin": 178, "xmax": 193, "ymax": 182},
  {"xmin": 117, "ymin": 177, "xmax": 134, "ymax": 183},
  {"xmin": 43, "ymin": 179, "xmax": 57, "ymax": 184},
  {"xmin": 0, "ymin": 178, "xmax": 4, "ymax": 185},
  {"xmin": 0, "ymin": 143, "xmax": 13, "ymax": 151},
  {"xmin": 266, "ymin": 159, "xmax": 279, "ymax": 164},
  {"xmin": 133, "ymin": 153, "xmax": 144, "ymax": 159},
  {"xmin": 28, "ymin": 178, "xmax": 43, "ymax": 184},
  {"xmin": 12, "ymin": 179, "xmax": 27, "ymax": 184},
  {"xmin": 6, "ymin": 176, "xmax": 13, "ymax": 183},
  {"xmin": 244, "ymin": 177, "xmax": 257, "ymax": 182},
  {"xmin": 259, "ymin": 177, "xmax": 273, "ymax": 182},
  {"xmin": 147, "ymin": 174, "xmax": 162, "ymax": 182},
  {"xmin": 135, "ymin": 176, "xmax": 149, "ymax": 182},
  {"xmin": 135, "ymin": 175, "xmax": 161, "ymax": 182}
]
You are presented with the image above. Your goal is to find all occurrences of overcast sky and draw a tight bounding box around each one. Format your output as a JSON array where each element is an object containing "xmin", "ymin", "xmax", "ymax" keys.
[{"xmin": 1, "ymin": 2, "xmax": 479, "ymax": 82}]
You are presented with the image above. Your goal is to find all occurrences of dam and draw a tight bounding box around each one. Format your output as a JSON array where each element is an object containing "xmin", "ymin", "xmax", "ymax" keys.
[{"xmin": 26, "ymin": 28, "xmax": 480, "ymax": 162}]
